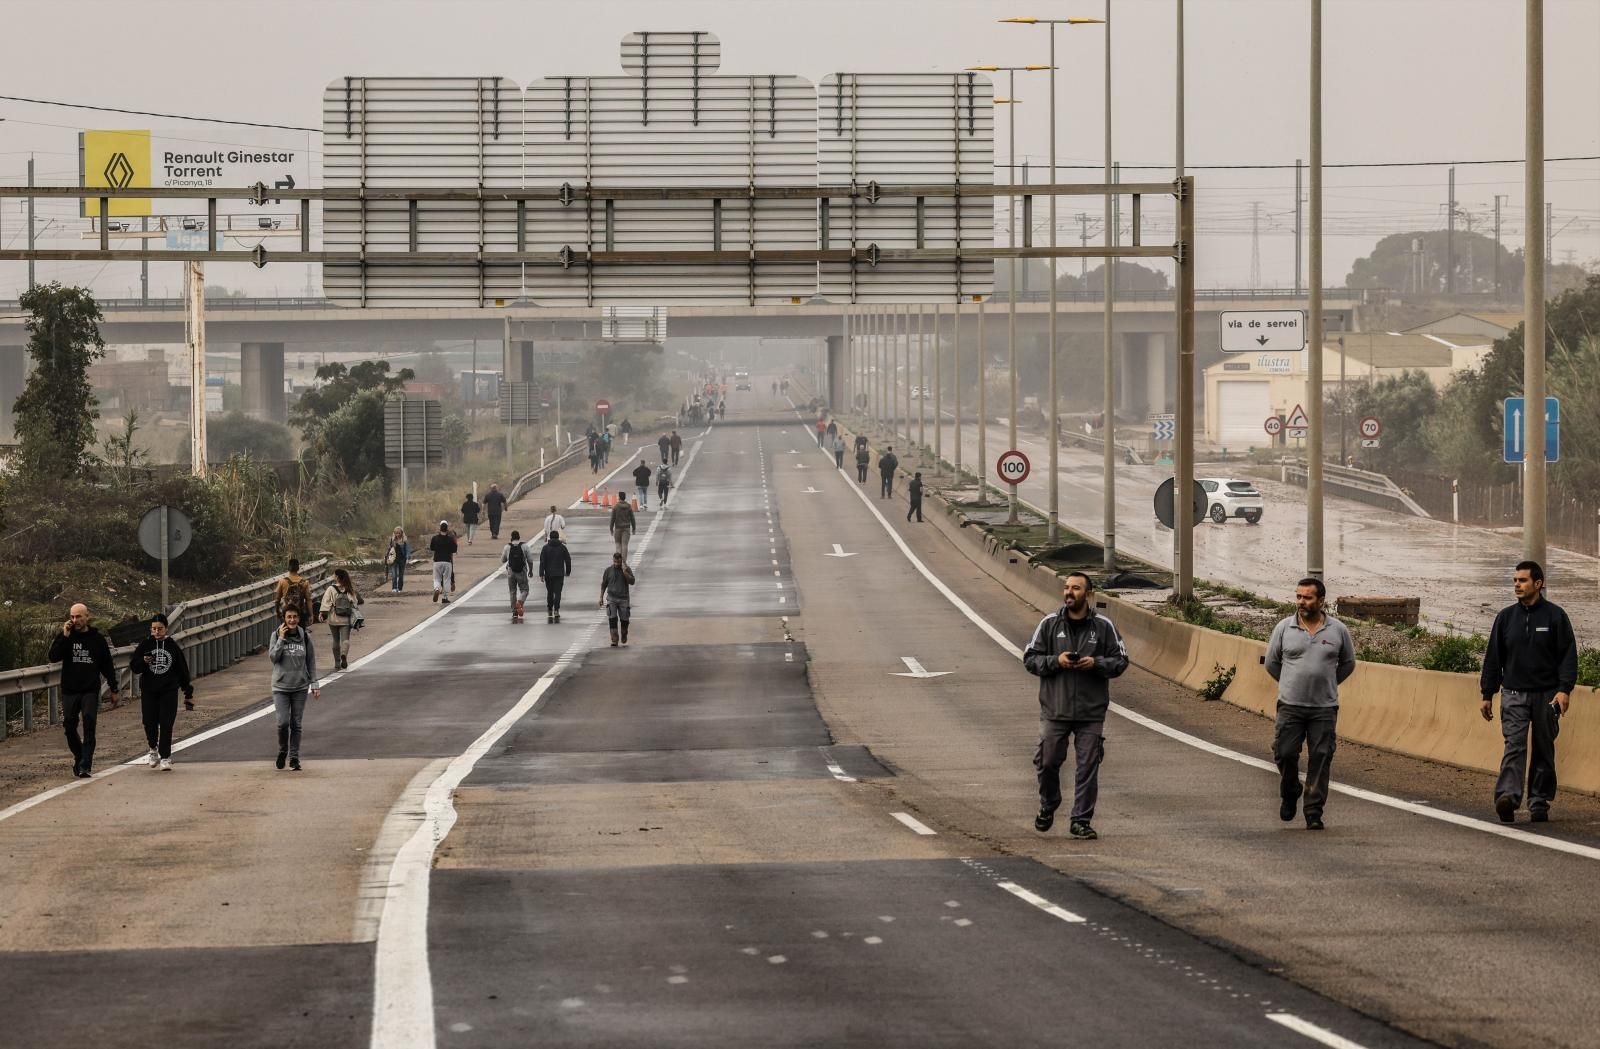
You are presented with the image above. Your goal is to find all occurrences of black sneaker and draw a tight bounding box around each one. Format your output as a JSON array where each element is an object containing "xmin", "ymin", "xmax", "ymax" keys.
[
  {"xmin": 289, "ymin": 758, "xmax": 302, "ymax": 772},
  {"xmin": 1495, "ymin": 795, "xmax": 1516, "ymax": 823},
  {"xmin": 1531, "ymin": 809, "xmax": 1550, "ymax": 823},
  {"xmin": 1033, "ymin": 808, "xmax": 1054, "ymax": 833},
  {"xmin": 71, "ymin": 762, "xmax": 84, "ymax": 779},
  {"xmin": 276, "ymin": 750, "xmax": 287, "ymax": 770},
  {"xmin": 1305, "ymin": 817, "xmax": 1325, "ymax": 831},
  {"xmin": 433, "ymin": 590, "xmax": 440, "ymax": 603},
  {"xmin": 1280, "ymin": 789, "xmax": 1301, "ymax": 823},
  {"xmin": 1068, "ymin": 820, "xmax": 1098, "ymax": 840}
]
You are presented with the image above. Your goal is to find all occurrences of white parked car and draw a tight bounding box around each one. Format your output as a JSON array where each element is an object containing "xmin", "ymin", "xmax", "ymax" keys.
[
  {"xmin": 1199, "ymin": 477, "xmax": 1263, "ymax": 525},
  {"xmin": 909, "ymin": 385, "xmax": 926, "ymax": 400}
]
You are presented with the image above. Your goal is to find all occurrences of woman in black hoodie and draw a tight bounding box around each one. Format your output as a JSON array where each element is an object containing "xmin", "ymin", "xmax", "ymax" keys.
[{"xmin": 130, "ymin": 613, "xmax": 194, "ymax": 771}]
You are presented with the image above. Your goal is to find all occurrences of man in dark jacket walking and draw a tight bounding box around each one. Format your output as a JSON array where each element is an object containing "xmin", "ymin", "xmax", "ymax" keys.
[
  {"xmin": 669, "ymin": 430, "xmax": 683, "ymax": 465},
  {"xmin": 49, "ymin": 603, "xmax": 121, "ymax": 778},
  {"xmin": 539, "ymin": 531, "xmax": 573, "ymax": 623},
  {"xmin": 878, "ymin": 446, "xmax": 899, "ymax": 499},
  {"xmin": 131, "ymin": 613, "xmax": 194, "ymax": 771},
  {"xmin": 855, "ymin": 443, "xmax": 871, "ymax": 483},
  {"xmin": 1481, "ymin": 560, "xmax": 1577, "ymax": 824},
  {"xmin": 483, "ymin": 483, "xmax": 508, "ymax": 540},
  {"xmin": 1021, "ymin": 573, "xmax": 1129, "ymax": 839},
  {"xmin": 600, "ymin": 552, "xmax": 637, "ymax": 647},
  {"xmin": 460, "ymin": 492, "xmax": 481, "ymax": 545},
  {"xmin": 907, "ymin": 472, "xmax": 925, "ymax": 522},
  {"xmin": 658, "ymin": 432, "xmax": 671, "ymax": 463},
  {"xmin": 632, "ymin": 458, "xmax": 654, "ymax": 510}
]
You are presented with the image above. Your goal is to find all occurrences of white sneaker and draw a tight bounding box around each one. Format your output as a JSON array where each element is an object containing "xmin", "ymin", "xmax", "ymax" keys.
[
  {"xmin": 159, "ymin": 758, "xmax": 173, "ymax": 771},
  {"xmin": 146, "ymin": 750, "xmax": 160, "ymax": 768}
]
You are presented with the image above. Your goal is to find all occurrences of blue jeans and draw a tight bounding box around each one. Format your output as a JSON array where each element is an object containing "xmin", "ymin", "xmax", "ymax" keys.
[{"xmin": 273, "ymin": 690, "xmax": 308, "ymax": 760}]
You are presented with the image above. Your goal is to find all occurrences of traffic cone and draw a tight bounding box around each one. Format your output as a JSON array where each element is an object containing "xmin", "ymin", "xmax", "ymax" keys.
[
  {"xmin": 630, "ymin": 497, "xmax": 639, "ymax": 511},
  {"xmin": 607, "ymin": 492, "xmax": 618, "ymax": 508},
  {"xmin": 582, "ymin": 488, "xmax": 592, "ymax": 504}
]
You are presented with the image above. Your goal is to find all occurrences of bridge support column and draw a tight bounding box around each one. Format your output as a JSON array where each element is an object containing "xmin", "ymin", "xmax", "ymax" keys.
[
  {"xmin": 825, "ymin": 335, "xmax": 845, "ymax": 409},
  {"xmin": 0, "ymin": 345, "xmax": 25, "ymax": 442},
  {"xmin": 1145, "ymin": 332, "xmax": 1172, "ymax": 416},
  {"xmin": 240, "ymin": 342, "xmax": 286, "ymax": 422}
]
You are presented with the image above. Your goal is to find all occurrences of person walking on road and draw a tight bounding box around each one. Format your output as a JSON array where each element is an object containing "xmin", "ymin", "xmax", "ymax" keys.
[
  {"xmin": 49, "ymin": 603, "xmax": 121, "ymax": 778},
  {"xmin": 460, "ymin": 492, "xmax": 481, "ymax": 545},
  {"xmin": 269, "ymin": 608, "xmax": 320, "ymax": 771},
  {"xmin": 131, "ymin": 613, "xmax": 193, "ymax": 771},
  {"xmin": 1022, "ymin": 573, "xmax": 1128, "ymax": 839},
  {"xmin": 430, "ymin": 521, "xmax": 459, "ymax": 604},
  {"xmin": 385, "ymin": 527, "xmax": 410, "ymax": 593},
  {"xmin": 656, "ymin": 460, "xmax": 673, "ymax": 508},
  {"xmin": 502, "ymin": 530, "xmax": 535, "ymax": 622},
  {"xmin": 273, "ymin": 558, "xmax": 314, "ymax": 624},
  {"xmin": 539, "ymin": 530, "xmax": 573, "ymax": 622},
  {"xmin": 600, "ymin": 430, "xmax": 613, "ymax": 467},
  {"xmin": 657, "ymin": 432, "xmax": 671, "ymax": 463},
  {"xmin": 1480, "ymin": 560, "xmax": 1577, "ymax": 824},
  {"xmin": 907, "ymin": 472, "xmax": 925, "ymax": 522},
  {"xmin": 878, "ymin": 446, "xmax": 899, "ymax": 499},
  {"xmin": 670, "ymin": 430, "xmax": 683, "ymax": 465},
  {"xmin": 833, "ymin": 432, "xmax": 847, "ymax": 469},
  {"xmin": 318, "ymin": 567, "xmax": 364, "ymax": 670},
  {"xmin": 826, "ymin": 418, "xmax": 838, "ymax": 443},
  {"xmin": 600, "ymin": 552, "xmax": 637, "ymax": 647},
  {"xmin": 1265, "ymin": 577, "xmax": 1357, "ymax": 831},
  {"xmin": 542, "ymin": 504, "xmax": 567, "ymax": 541},
  {"xmin": 633, "ymin": 459, "xmax": 654, "ymax": 509},
  {"xmin": 484, "ymin": 483, "xmax": 507, "ymax": 540},
  {"xmin": 620, "ymin": 417, "xmax": 633, "ymax": 443},
  {"xmin": 815, "ymin": 415, "xmax": 828, "ymax": 447},
  {"xmin": 610, "ymin": 494, "xmax": 638, "ymax": 561},
  {"xmin": 855, "ymin": 443, "xmax": 871, "ymax": 483}
]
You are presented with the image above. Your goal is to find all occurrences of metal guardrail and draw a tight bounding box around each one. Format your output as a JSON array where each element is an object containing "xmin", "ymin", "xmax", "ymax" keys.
[
  {"xmin": 0, "ymin": 559, "xmax": 330, "ymax": 741},
  {"xmin": 508, "ymin": 439, "xmax": 587, "ymax": 505},
  {"xmin": 1281, "ymin": 461, "xmax": 1430, "ymax": 519}
]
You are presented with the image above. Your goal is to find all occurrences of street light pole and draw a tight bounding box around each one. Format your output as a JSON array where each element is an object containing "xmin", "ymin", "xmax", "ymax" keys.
[
  {"xmin": 1173, "ymin": 0, "xmax": 1186, "ymax": 577},
  {"xmin": 1101, "ymin": 1, "xmax": 1116, "ymax": 568},
  {"xmin": 1524, "ymin": 0, "xmax": 1546, "ymax": 564},
  {"xmin": 1307, "ymin": 0, "xmax": 1325, "ymax": 580}
]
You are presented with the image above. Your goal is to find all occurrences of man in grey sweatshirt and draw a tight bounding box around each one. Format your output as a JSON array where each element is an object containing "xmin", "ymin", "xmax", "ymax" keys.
[
  {"xmin": 1265, "ymin": 577, "xmax": 1356, "ymax": 830},
  {"xmin": 268, "ymin": 607, "xmax": 321, "ymax": 771}
]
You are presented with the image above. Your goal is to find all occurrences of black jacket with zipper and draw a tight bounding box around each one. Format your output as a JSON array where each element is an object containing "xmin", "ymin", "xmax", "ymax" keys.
[
  {"xmin": 1480, "ymin": 595, "xmax": 1577, "ymax": 697},
  {"xmin": 1022, "ymin": 606, "xmax": 1130, "ymax": 722}
]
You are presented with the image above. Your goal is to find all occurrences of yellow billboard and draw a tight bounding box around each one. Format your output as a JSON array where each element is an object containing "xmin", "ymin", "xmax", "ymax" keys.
[{"xmin": 80, "ymin": 130, "xmax": 151, "ymax": 217}]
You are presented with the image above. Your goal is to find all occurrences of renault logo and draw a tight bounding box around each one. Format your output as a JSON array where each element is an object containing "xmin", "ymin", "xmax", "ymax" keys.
[{"xmin": 103, "ymin": 152, "xmax": 136, "ymax": 190}]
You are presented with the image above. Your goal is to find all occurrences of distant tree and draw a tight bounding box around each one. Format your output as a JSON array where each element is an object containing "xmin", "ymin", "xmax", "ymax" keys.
[
  {"xmin": 1327, "ymin": 371, "xmax": 1438, "ymax": 473},
  {"xmin": 290, "ymin": 360, "xmax": 414, "ymax": 428},
  {"xmin": 11, "ymin": 283, "xmax": 105, "ymax": 479},
  {"xmin": 308, "ymin": 389, "xmax": 390, "ymax": 484},
  {"xmin": 1058, "ymin": 261, "xmax": 1170, "ymax": 294},
  {"xmin": 208, "ymin": 412, "xmax": 295, "ymax": 460}
]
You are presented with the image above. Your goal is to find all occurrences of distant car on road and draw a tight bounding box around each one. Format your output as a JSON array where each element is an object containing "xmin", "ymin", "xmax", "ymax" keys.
[
  {"xmin": 1199, "ymin": 477, "xmax": 1263, "ymax": 525},
  {"xmin": 735, "ymin": 379, "xmax": 751, "ymax": 391},
  {"xmin": 910, "ymin": 385, "xmax": 925, "ymax": 400}
]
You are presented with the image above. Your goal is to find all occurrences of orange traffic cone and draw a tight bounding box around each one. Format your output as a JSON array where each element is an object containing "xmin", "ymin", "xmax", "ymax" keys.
[
  {"xmin": 607, "ymin": 492, "xmax": 618, "ymax": 508},
  {"xmin": 630, "ymin": 497, "xmax": 639, "ymax": 511},
  {"xmin": 582, "ymin": 488, "xmax": 591, "ymax": 504}
]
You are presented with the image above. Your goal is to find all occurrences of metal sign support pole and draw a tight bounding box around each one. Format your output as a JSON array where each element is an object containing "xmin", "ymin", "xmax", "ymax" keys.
[
  {"xmin": 977, "ymin": 296, "xmax": 989, "ymax": 503},
  {"xmin": 188, "ymin": 261, "xmax": 208, "ymax": 478},
  {"xmin": 160, "ymin": 505, "xmax": 170, "ymax": 613},
  {"xmin": 933, "ymin": 301, "xmax": 943, "ymax": 476},
  {"xmin": 954, "ymin": 300, "xmax": 962, "ymax": 481},
  {"xmin": 1174, "ymin": 175, "xmax": 1197, "ymax": 600}
]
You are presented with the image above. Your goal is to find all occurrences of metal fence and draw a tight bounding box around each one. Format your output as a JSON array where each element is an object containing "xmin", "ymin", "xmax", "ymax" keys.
[
  {"xmin": 1386, "ymin": 468, "xmax": 1600, "ymax": 558},
  {"xmin": 0, "ymin": 560, "xmax": 330, "ymax": 741}
]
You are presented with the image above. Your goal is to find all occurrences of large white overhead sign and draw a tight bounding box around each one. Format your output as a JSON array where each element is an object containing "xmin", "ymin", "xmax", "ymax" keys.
[{"xmin": 320, "ymin": 31, "xmax": 995, "ymax": 308}]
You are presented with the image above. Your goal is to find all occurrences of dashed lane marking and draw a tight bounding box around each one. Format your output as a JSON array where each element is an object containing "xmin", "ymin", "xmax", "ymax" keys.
[{"xmin": 890, "ymin": 812, "xmax": 937, "ymax": 836}]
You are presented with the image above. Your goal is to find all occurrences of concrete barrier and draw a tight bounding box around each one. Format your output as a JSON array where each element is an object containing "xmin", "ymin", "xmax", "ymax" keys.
[{"xmin": 922, "ymin": 487, "xmax": 1600, "ymax": 796}]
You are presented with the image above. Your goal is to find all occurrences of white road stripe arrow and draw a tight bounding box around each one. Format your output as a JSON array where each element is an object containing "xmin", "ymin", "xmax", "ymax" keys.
[
  {"xmin": 825, "ymin": 544, "xmax": 858, "ymax": 558},
  {"xmin": 804, "ymin": 486, "xmax": 821, "ymax": 493},
  {"xmin": 892, "ymin": 656, "xmax": 951, "ymax": 679},
  {"xmin": 795, "ymin": 463, "xmax": 809, "ymax": 469}
]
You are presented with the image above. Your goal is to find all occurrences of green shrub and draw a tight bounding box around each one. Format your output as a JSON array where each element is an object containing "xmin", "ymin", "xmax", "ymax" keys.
[
  {"xmin": 1357, "ymin": 645, "xmax": 1403, "ymax": 665},
  {"xmin": 1577, "ymin": 648, "xmax": 1600, "ymax": 688},
  {"xmin": 1420, "ymin": 634, "xmax": 1484, "ymax": 674},
  {"xmin": 1200, "ymin": 662, "xmax": 1236, "ymax": 701}
]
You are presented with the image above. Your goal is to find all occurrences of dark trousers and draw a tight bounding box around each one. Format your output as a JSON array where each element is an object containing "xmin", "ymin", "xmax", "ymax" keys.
[
  {"xmin": 545, "ymin": 575, "xmax": 565, "ymax": 614},
  {"xmin": 488, "ymin": 513, "xmax": 502, "ymax": 539},
  {"xmin": 671, "ymin": 447, "xmax": 681, "ymax": 465},
  {"xmin": 63, "ymin": 690, "xmax": 101, "ymax": 770},
  {"xmin": 856, "ymin": 463, "xmax": 869, "ymax": 482},
  {"xmin": 835, "ymin": 449, "xmax": 845, "ymax": 469},
  {"xmin": 141, "ymin": 689, "xmax": 180, "ymax": 759},
  {"xmin": 880, "ymin": 473, "xmax": 894, "ymax": 498},
  {"xmin": 907, "ymin": 496, "xmax": 923, "ymax": 522},
  {"xmin": 1496, "ymin": 688, "xmax": 1561, "ymax": 811},
  {"xmin": 1035, "ymin": 719, "xmax": 1105, "ymax": 821},
  {"xmin": 658, "ymin": 483, "xmax": 670, "ymax": 506},
  {"xmin": 1273, "ymin": 703, "xmax": 1338, "ymax": 820}
]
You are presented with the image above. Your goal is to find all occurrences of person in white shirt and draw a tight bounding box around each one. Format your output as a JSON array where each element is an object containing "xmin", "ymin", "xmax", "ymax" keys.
[{"xmin": 542, "ymin": 504, "xmax": 567, "ymax": 540}]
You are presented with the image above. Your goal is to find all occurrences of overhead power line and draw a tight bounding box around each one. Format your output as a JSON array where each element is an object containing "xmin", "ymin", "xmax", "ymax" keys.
[{"xmin": 0, "ymin": 94, "xmax": 318, "ymax": 133}]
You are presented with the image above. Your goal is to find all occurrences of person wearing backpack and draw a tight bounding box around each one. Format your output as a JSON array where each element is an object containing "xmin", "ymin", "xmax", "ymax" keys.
[
  {"xmin": 273, "ymin": 558, "xmax": 314, "ymax": 624},
  {"xmin": 539, "ymin": 530, "xmax": 573, "ymax": 623},
  {"xmin": 460, "ymin": 492, "xmax": 481, "ymax": 546},
  {"xmin": 385, "ymin": 527, "xmax": 410, "ymax": 593},
  {"xmin": 656, "ymin": 460, "xmax": 673, "ymax": 508},
  {"xmin": 502, "ymin": 530, "xmax": 535, "ymax": 623},
  {"xmin": 318, "ymin": 567, "xmax": 364, "ymax": 670}
]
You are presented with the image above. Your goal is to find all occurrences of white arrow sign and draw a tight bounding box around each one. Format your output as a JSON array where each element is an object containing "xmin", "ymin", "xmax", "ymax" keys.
[
  {"xmin": 804, "ymin": 486, "xmax": 821, "ymax": 493},
  {"xmin": 825, "ymin": 544, "xmax": 858, "ymax": 558},
  {"xmin": 795, "ymin": 462, "xmax": 809, "ymax": 469},
  {"xmin": 891, "ymin": 656, "xmax": 951, "ymax": 679}
]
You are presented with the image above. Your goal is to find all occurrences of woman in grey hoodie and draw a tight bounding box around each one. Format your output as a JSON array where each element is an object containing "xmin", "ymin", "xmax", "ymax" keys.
[{"xmin": 269, "ymin": 607, "xmax": 321, "ymax": 771}]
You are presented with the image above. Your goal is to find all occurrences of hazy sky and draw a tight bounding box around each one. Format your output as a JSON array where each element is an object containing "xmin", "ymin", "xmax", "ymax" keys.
[{"xmin": 2, "ymin": 0, "xmax": 1596, "ymax": 299}]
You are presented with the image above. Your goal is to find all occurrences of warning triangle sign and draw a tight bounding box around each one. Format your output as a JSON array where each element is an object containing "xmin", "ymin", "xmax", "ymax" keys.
[{"xmin": 1285, "ymin": 403, "xmax": 1309, "ymax": 433}]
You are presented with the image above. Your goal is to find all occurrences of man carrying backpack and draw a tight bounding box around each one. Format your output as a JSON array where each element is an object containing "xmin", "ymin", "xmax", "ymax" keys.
[
  {"xmin": 539, "ymin": 530, "xmax": 573, "ymax": 623},
  {"xmin": 273, "ymin": 558, "xmax": 314, "ymax": 624},
  {"xmin": 656, "ymin": 461, "xmax": 673, "ymax": 508},
  {"xmin": 502, "ymin": 530, "xmax": 535, "ymax": 623}
]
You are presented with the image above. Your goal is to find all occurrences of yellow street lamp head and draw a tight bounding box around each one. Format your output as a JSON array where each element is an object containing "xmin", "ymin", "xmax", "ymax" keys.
[
  {"xmin": 966, "ymin": 65, "xmax": 1001, "ymax": 72},
  {"xmin": 1024, "ymin": 65, "xmax": 1055, "ymax": 71},
  {"xmin": 993, "ymin": 98, "xmax": 1022, "ymax": 104},
  {"xmin": 999, "ymin": 17, "xmax": 1039, "ymax": 24}
]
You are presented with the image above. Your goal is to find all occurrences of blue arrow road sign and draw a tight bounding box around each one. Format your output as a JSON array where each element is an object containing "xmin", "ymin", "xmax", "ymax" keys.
[{"xmin": 1503, "ymin": 396, "xmax": 1559, "ymax": 464}]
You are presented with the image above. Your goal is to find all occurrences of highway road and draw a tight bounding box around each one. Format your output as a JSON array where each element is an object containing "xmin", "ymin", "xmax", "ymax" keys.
[
  {"xmin": 920, "ymin": 414, "xmax": 1600, "ymax": 637},
  {"xmin": 2, "ymin": 389, "xmax": 1598, "ymax": 1048}
]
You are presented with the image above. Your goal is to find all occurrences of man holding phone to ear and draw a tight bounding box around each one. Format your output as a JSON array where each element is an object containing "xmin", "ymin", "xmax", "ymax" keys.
[
  {"xmin": 1022, "ymin": 573, "xmax": 1128, "ymax": 840},
  {"xmin": 1480, "ymin": 560, "xmax": 1576, "ymax": 825}
]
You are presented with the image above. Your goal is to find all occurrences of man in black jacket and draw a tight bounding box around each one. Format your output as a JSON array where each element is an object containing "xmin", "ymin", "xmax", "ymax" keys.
[
  {"xmin": 632, "ymin": 458, "xmax": 654, "ymax": 510},
  {"xmin": 483, "ymin": 483, "xmax": 508, "ymax": 540},
  {"xmin": 878, "ymin": 446, "xmax": 899, "ymax": 499},
  {"xmin": 1481, "ymin": 560, "xmax": 1577, "ymax": 824},
  {"xmin": 539, "ymin": 531, "xmax": 573, "ymax": 623},
  {"xmin": 48, "ymin": 603, "xmax": 121, "ymax": 778},
  {"xmin": 1022, "ymin": 573, "xmax": 1129, "ymax": 839},
  {"xmin": 131, "ymin": 612, "xmax": 194, "ymax": 771}
]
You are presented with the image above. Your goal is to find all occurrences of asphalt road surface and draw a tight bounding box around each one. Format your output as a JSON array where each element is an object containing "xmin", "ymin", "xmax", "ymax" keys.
[
  {"xmin": 3, "ymin": 388, "xmax": 1598, "ymax": 1048},
  {"xmin": 923, "ymin": 413, "xmax": 1600, "ymax": 637}
]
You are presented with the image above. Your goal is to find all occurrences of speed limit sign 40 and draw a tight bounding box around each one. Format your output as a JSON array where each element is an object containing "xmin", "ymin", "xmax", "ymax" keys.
[
  {"xmin": 997, "ymin": 449, "xmax": 1031, "ymax": 486},
  {"xmin": 1359, "ymin": 415, "xmax": 1383, "ymax": 439}
]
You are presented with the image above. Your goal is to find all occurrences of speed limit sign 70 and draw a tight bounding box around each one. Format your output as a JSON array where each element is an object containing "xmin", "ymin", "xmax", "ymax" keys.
[
  {"xmin": 997, "ymin": 449, "xmax": 1031, "ymax": 486},
  {"xmin": 1359, "ymin": 415, "xmax": 1382, "ymax": 439}
]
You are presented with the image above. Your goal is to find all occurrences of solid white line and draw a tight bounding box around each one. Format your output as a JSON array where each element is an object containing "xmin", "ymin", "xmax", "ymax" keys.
[
  {"xmin": 995, "ymin": 880, "xmax": 1087, "ymax": 924},
  {"xmin": 567, "ymin": 455, "xmax": 638, "ymax": 510},
  {"xmin": 793, "ymin": 407, "xmax": 1600, "ymax": 864},
  {"xmin": 891, "ymin": 811, "xmax": 937, "ymax": 836},
  {"xmin": 1265, "ymin": 1013, "xmax": 1372, "ymax": 1049},
  {"xmin": 822, "ymin": 750, "xmax": 858, "ymax": 784}
]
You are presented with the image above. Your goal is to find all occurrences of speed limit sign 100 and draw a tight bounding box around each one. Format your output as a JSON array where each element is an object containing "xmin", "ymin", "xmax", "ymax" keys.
[{"xmin": 997, "ymin": 449, "xmax": 1031, "ymax": 486}]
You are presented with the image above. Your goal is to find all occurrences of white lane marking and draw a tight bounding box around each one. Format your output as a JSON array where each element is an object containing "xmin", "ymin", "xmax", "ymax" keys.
[
  {"xmin": 891, "ymin": 656, "xmax": 952, "ymax": 679},
  {"xmin": 995, "ymin": 880, "xmax": 1088, "ymax": 924},
  {"xmin": 891, "ymin": 812, "xmax": 937, "ymax": 836},
  {"xmin": 1266, "ymin": 1013, "xmax": 1372, "ymax": 1049},
  {"xmin": 567, "ymin": 455, "xmax": 640, "ymax": 509},
  {"xmin": 369, "ymin": 426, "xmax": 707, "ymax": 1049},
  {"xmin": 821, "ymin": 749, "xmax": 858, "ymax": 783},
  {"xmin": 795, "ymin": 408, "xmax": 1600, "ymax": 865},
  {"xmin": 825, "ymin": 544, "xmax": 858, "ymax": 558},
  {"xmin": 803, "ymin": 486, "xmax": 820, "ymax": 493},
  {"xmin": 773, "ymin": 570, "xmax": 782, "ymax": 577},
  {"xmin": 0, "ymin": 560, "xmax": 509, "ymax": 827}
]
